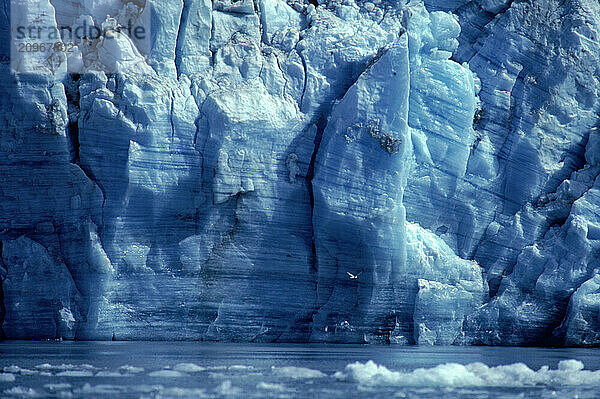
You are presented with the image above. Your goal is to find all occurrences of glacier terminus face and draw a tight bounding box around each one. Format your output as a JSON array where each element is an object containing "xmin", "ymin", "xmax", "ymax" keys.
[{"xmin": 1, "ymin": 0, "xmax": 600, "ymax": 347}]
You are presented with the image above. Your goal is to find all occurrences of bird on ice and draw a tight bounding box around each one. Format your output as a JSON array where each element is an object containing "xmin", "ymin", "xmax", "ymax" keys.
[{"xmin": 347, "ymin": 272, "xmax": 362, "ymax": 280}]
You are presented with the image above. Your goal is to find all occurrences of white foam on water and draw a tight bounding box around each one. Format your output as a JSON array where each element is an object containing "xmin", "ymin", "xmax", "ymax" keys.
[
  {"xmin": 173, "ymin": 363, "xmax": 205, "ymax": 373},
  {"xmin": 272, "ymin": 366, "xmax": 327, "ymax": 379},
  {"xmin": 335, "ymin": 360, "xmax": 600, "ymax": 388}
]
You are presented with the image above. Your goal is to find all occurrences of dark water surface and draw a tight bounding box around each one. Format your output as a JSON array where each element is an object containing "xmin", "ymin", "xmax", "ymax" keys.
[{"xmin": 0, "ymin": 342, "xmax": 599, "ymax": 398}]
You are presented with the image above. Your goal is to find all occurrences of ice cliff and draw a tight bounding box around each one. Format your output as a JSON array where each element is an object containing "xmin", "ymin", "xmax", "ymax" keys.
[{"xmin": 1, "ymin": 0, "xmax": 600, "ymax": 346}]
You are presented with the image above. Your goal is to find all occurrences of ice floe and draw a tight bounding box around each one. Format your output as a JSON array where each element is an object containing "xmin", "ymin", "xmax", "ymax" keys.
[
  {"xmin": 148, "ymin": 369, "xmax": 187, "ymax": 378},
  {"xmin": 172, "ymin": 363, "xmax": 205, "ymax": 373},
  {"xmin": 272, "ymin": 366, "xmax": 327, "ymax": 379},
  {"xmin": 0, "ymin": 373, "xmax": 16, "ymax": 382},
  {"xmin": 335, "ymin": 360, "xmax": 600, "ymax": 388}
]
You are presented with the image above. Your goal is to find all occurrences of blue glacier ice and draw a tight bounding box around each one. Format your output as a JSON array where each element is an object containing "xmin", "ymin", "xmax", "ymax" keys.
[{"xmin": 1, "ymin": 0, "xmax": 600, "ymax": 346}]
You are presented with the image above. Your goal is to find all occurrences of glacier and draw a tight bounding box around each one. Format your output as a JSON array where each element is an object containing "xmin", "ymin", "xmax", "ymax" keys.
[{"xmin": 0, "ymin": 0, "xmax": 600, "ymax": 346}]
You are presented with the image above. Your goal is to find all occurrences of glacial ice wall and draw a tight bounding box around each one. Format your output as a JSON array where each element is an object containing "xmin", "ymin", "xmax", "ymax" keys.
[{"xmin": 0, "ymin": 0, "xmax": 599, "ymax": 346}]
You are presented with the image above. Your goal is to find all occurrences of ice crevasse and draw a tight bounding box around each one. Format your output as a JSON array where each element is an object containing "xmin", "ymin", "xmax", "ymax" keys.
[{"xmin": 1, "ymin": 0, "xmax": 600, "ymax": 346}]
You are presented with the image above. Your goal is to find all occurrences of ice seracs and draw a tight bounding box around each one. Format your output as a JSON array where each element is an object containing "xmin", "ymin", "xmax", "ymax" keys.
[{"xmin": 2, "ymin": 0, "xmax": 600, "ymax": 346}]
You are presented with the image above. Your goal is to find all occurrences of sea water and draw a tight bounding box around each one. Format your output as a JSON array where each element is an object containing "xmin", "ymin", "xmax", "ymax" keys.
[{"xmin": 0, "ymin": 342, "xmax": 599, "ymax": 398}]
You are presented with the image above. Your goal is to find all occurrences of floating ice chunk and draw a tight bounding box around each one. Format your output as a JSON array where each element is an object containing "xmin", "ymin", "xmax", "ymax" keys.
[
  {"xmin": 558, "ymin": 360, "xmax": 584, "ymax": 372},
  {"xmin": 3, "ymin": 366, "xmax": 37, "ymax": 376},
  {"xmin": 272, "ymin": 366, "xmax": 326, "ymax": 379},
  {"xmin": 3, "ymin": 386, "xmax": 41, "ymax": 397},
  {"xmin": 335, "ymin": 360, "xmax": 600, "ymax": 388},
  {"xmin": 0, "ymin": 373, "xmax": 16, "ymax": 382},
  {"xmin": 56, "ymin": 370, "xmax": 94, "ymax": 377},
  {"xmin": 118, "ymin": 365, "xmax": 144, "ymax": 374},
  {"xmin": 75, "ymin": 383, "xmax": 127, "ymax": 395},
  {"xmin": 77, "ymin": 364, "xmax": 98, "ymax": 371},
  {"xmin": 95, "ymin": 371, "xmax": 124, "ymax": 377},
  {"xmin": 161, "ymin": 387, "xmax": 209, "ymax": 397},
  {"xmin": 148, "ymin": 370, "xmax": 187, "ymax": 378},
  {"xmin": 34, "ymin": 364, "xmax": 97, "ymax": 371},
  {"xmin": 44, "ymin": 383, "xmax": 72, "ymax": 391},
  {"xmin": 173, "ymin": 363, "xmax": 205, "ymax": 373},
  {"xmin": 256, "ymin": 382, "xmax": 287, "ymax": 391},
  {"xmin": 215, "ymin": 380, "xmax": 241, "ymax": 396}
]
